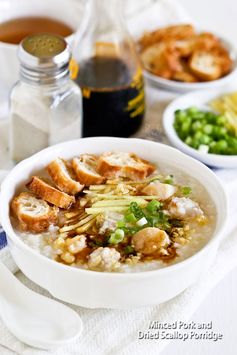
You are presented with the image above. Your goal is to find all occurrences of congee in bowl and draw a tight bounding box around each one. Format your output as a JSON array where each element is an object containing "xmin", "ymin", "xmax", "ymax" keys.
[{"xmin": 10, "ymin": 150, "xmax": 216, "ymax": 273}]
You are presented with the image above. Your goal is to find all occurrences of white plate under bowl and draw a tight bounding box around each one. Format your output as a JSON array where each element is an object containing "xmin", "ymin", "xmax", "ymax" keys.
[
  {"xmin": 163, "ymin": 83, "xmax": 237, "ymax": 168},
  {"xmin": 143, "ymin": 36, "xmax": 237, "ymax": 93}
]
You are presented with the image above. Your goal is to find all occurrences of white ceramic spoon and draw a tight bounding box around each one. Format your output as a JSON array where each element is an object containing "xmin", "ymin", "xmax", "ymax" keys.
[{"xmin": 0, "ymin": 260, "xmax": 83, "ymax": 349}]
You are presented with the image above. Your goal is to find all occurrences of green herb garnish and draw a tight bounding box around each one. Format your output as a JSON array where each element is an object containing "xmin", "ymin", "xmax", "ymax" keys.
[
  {"xmin": 109, "ymin": 229, "xmax": 125, "ymax": 244},
  {"xmin": 181, "ymin": 186, "xmax": 192, "ymax": 196},
  {"xmin": 164, "ymin": 175, "xmax": 174, "ymax": 184},
  {"xmin": 110, "ymin": 200, "xmax": 171, "ymax": 243},
  {"xmin": 146, "ymin": 199, "xmax": 162, "ymax": 213},
  {"xmin": 129, "ymin": 202, "xmax": 145, "ymax": 220},
  {"xmin": 117, "ymin": 220, "xmax": 126, "ymax": 228},
  {"xmin": 124, "ymin": 246, "xmax": 135, "ymax": 255},
  {"xmin": 125, "ymin": 213, "xmax": 137, "ymax": 223}
]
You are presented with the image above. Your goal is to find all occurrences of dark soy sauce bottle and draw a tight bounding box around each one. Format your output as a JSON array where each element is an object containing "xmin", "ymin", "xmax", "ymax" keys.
[{"xmin": 71, "ymin": 0, "xmax": 145, "ymax": 137}]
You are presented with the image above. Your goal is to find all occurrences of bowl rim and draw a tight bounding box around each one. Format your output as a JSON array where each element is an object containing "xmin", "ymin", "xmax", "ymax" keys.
[
  {"xmin": 163, "ymin": 90, "xmax": 237, "ymax": 163},
  {"xmin": 0, "ymin": 137, "xmax": 228, "ymax": 278},
  {"xmin": 144, "ymin": 68, "xmax": 237, "ymax": 91}
]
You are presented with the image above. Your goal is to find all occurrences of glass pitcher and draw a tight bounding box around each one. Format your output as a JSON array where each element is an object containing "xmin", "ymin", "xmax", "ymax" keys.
[{"xmin": 71, "ymin": 0, "xmax": 145, "ymax": 137}]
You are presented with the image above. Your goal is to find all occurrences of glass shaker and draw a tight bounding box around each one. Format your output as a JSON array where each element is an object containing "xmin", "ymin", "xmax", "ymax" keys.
[
  {"xmin": 71, "ymin": 0, "xmax": 145, "ymax": 137},
  {"xmin": 10, "ymin": 34, "xmax": 82, "ymax": 163}
]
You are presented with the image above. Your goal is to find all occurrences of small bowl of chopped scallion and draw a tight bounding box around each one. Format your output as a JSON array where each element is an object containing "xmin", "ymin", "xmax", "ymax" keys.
[{"xmin": 163, "ymin": 88, "xmax": 237, "ymax": 168}]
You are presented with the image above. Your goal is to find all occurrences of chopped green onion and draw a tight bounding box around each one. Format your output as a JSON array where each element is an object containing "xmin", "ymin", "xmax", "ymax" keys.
[
  {"xmin": 146, "ymin": 199, "xmax": 162, "ymax": 213},
  {"xmin": 164, "ymin": 175, "xmax": 174, "ymax": 184},
  {"xmin": 174, "ymin": 107, "xmax": 237, "ymax": 155},
  {"xmin": 129, "ymin": 202, "xmax": 145, "ymax": 219},
  {"xmin": 148, "ymin": 211, "xmax": 170, "ymax": 230},
  {"xmin": 108, "ymin": 229, "xmax": 125, "ymax": 244},
  {"xmin": 125, "ymin": 213, "xmax": 137, "ymax": 223},
  {"xmin": 136, "ymin": 217, "xmax": 148, "ymax": 227},
  {"xmin": 124, "ymin": 246, "xmax": 135, "ymax": 255},
  {"xmin": 187, "ymin": 106, "xmax": 199, "ymax": 115},
  {"xmin": 124, "ymin": 226, "xmax": 141, "ymax": 235},
  {"xmin": 182, "ymin": 186, "xmax": 192, "ymax": 196},
  {"xmin": 117, "ymin": 220, "xmax": 126, "ymax": 228}
]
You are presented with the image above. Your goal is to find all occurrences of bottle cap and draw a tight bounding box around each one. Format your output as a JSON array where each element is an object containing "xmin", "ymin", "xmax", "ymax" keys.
[{"xmin": 18, "ymin": 33, "xmax": 71, "ymax": 82}]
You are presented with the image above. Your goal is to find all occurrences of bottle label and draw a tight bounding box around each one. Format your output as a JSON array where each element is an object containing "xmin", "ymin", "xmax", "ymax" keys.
[
  {"xmin": 125, "ymin": 67, "xmax": 145, "ymax": 119},
  {"xmin": 69, "ymin": 58, "xmax": 79, "ymax": 80}
]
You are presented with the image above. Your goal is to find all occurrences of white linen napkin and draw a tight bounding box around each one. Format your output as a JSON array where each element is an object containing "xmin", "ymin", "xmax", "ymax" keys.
[{"xmin": 0, "ymin": 1, "xmax": 237, "ymax": 354}]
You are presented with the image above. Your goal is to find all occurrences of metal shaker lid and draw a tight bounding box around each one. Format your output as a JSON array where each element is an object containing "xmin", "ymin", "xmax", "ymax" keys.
[{"xmin": 18, "ymin": 33, "xmax": 70, "ymax": 70}]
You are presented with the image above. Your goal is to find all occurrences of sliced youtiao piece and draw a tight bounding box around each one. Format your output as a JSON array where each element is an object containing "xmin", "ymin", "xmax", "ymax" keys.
[
  {"xmin": 189, "ymin": 51, "xmax": 222, "ymax": 81},
  {"xmin": 97, "ymin": 152, "xmax": 156, "ymax": 181},
  {"xmin": 47, "ymin": 157, "xmax": 84, "ymax": 195},
  {"xmin": 141, "ymin": 42, "xmax": 182, "ymax": 79},
  {"xmin": 168, "ymin": 197, "xmax": 204, "ymax": 219},
  {"xmin": 72, "ymin": 154, "xmax": 105, "ymax": 186},
  {"xmin": 26, "ymin": 176, "xmax": 75, "ymax": 209},
  {"xmin": 132, "ymin": 227, "xmax": 170, "ymax": 255},
  {"xmin": 194, "ymin": 32, "xmax": 219, "ymax": 51},
  {"xmin": 211, "ymin": 45, "xmax": 233, "ymax": 75},
  {"xmin": 142, "ymin": 181, "xmax": 177, "ymax": 200},
  {"xmin": 171, "ymin": 39, "xmax": 194, "ymax": 57},
  {"xmin": 139, "ymin": 24, "xmax": 195, "ymax": 51},
  {"xmin": 11, "ymin": 192, "xmax": 58, "ymax": 233}
]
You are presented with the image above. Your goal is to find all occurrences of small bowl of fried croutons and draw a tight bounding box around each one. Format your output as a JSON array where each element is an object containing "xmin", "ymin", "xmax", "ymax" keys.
[{"xmin": 138, "ymin": 24, "xmax": 237, "ymax": 92}]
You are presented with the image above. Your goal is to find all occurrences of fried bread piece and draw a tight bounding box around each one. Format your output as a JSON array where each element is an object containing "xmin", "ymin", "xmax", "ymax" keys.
[
  {"xmin": 170, "ymin": 39, "xmax": 194, "ymax": 57},
  {"xmin": 26, "ymin": 176, "xmax": 75, "ymax": 209},
  {"xmin": 189, "ymin": 51, "xmax": 222, "ymax": 81},
  {"xmin": 139, "ymin": 24, "xmax": 195, "ymax": 51},
  {"xmin": 211, "ymin": 46, "xmax": 233, "ymax": 75},
  {"xmin": 97, "ymin": 152, "xmax": 156, "ymax": 180},
  {"xmin": 72, "ymin": 154, "xmax": 105, "ymax": 186},
  {"xmin": 141, "ymin": 43, "xmax": 182, "ymax": 79},
  {"xmin": 173, "ymin": 59, "xmax": 198, "ymax": 82},
  {"xmin": 11, "ymin": 192, "xmax": 58, "ymax": 233},
  {"xmin": 138, "ymin": 24, "xmax": 232, "ymax": 82},
  {"xmin": 47, "ymin": 158, "xmax": 84, "ymax": 195},
  {"xmin": 194, "ymin": 32, "xmax": 219, "ymax": 51}
]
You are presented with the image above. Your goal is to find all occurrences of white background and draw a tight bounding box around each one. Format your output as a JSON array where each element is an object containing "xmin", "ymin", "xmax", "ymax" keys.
[{"xmin": 164, "ymin": 0, "xmax": 237, "ymax": 354}]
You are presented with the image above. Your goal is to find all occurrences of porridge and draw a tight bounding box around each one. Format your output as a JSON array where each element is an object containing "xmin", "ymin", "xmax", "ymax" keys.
[{"xmin": 10, "ymin": 151, "xmax": 216, "ymax": 272}]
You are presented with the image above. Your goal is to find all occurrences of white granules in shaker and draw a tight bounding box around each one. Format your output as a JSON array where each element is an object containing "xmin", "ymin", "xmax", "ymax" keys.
[{"xmin": 9, "ymin": 33, "xmax": 82, "ymax": 162}]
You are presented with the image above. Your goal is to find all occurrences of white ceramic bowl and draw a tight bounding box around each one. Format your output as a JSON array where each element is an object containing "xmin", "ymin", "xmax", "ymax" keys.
[
  {"xmin": 0, "ymin": 138, "xmax": 227, "ymax": 309},
  {"xmin": 163, "ymin": 85, "xmax": 237, "ymax": 168},
  {"xmin": 143, "ymin": 36, "xmax": 237, "ymax": 93}
]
